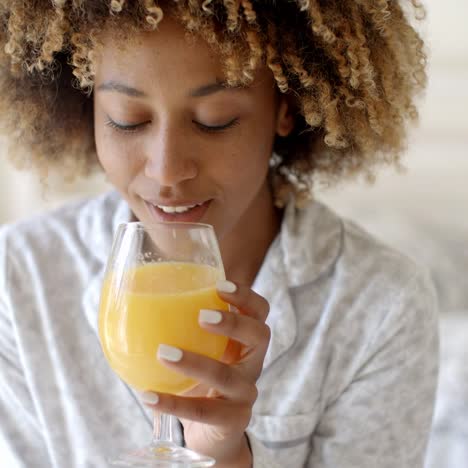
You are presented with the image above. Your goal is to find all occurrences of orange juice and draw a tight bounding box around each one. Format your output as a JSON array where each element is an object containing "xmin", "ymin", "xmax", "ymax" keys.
[{"xmin": 98, "ymin": 262, "xmax": 229, "ymax": 394}]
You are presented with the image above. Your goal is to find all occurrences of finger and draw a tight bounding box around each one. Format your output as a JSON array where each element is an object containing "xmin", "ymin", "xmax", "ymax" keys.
[
  {"xmin": 140, "ymin": 391, "xmax": 251, "ymax": 429},
  {"xmin": 216, "ymin": 280, "xmax": 270, "ymax": 322},
  {"xmin": 199, "ymin": 308, "xmax": 270, "ymax": 351},
  {"xmin": 157, "ymin": 344, "xmax": 258, "ymax": 401},
  {"xmin": 222, "ymin": 337, "xmax": 242, "ymax": 365}
]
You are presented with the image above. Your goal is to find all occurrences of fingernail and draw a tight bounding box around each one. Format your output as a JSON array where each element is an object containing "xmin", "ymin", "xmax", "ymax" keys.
[
  {"xmin": 216, "ymin": 280, "xmax": 237, "ymax": 293},
  {"xmin": 158, "ymin": 344, "xmax": 183, "ymax": 362},
  {"xmin": 199, "ymin": 309, "xmax": 223, "ymax": 325},
  {"xmin": 140, "ymin": 391, "xmax": 159, "ymax": 405}
]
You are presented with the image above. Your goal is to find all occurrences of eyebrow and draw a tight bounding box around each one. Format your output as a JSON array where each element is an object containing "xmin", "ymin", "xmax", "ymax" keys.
[
  {"xmin": 96, "ymin": 81, "xmax": 146, "ymax": 97},
  {"xmin": 189, "ymin": 81, "xmax": 238, "ymax": 97},
  {"xmin": 96, "ymin": 80, "xmax": 241, "ymax": 98}
]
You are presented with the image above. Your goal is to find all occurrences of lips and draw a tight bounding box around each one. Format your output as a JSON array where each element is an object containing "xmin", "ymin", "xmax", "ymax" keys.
[{"xmin": 144, "ymin": 199, "xmax": 212, "ymax": 223}]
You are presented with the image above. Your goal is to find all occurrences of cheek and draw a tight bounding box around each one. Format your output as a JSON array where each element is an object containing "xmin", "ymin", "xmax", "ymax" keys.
[
  {"xmin": 95, "ymin": 128, "xmax": 142, "ymax": 186},
  {"xmin": 221, "ymin": 126, "xmax": 274, "ymax": 183},
  {"xmin": 214, "ymin": 139, "xmax": 272, "ymax": 200}
]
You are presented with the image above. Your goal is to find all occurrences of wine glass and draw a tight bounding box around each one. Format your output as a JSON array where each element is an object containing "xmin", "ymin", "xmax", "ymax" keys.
[{"xmin": 98, "ymin": 221, "xmax": 229, "ymax": 466}]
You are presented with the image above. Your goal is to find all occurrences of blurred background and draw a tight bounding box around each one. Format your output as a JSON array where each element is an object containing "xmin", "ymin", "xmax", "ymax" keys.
[{"xmin": 0, "ymin": 1, "xmax": 467, "ymax": 467}]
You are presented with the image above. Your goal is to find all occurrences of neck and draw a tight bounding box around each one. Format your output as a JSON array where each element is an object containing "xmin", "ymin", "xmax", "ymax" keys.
[{"xmin": 220, "ymin": 183, "xmax": 282, "ymax": 287}]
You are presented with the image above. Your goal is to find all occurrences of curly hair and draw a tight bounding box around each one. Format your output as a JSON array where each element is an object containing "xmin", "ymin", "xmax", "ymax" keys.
[{"xmin": 0, "ymin": 0, "xmax": 427, "ymax": 207}]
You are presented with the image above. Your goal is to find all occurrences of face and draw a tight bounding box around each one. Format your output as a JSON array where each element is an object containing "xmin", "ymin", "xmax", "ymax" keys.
[{"xmin": 93, "ymin": 16, "xmax": 294, "ymax": 245}]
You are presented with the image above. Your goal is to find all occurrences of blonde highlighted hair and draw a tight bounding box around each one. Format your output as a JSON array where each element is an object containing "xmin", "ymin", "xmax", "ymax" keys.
[{"xmin": 0, "ymin": 0, "xmax": 427, "ymax": 206}]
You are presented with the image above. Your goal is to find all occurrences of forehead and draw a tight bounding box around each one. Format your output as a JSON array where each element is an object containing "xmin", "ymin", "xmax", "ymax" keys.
[{"xmin": 94, "ymin": 17, "xmax": 224, "ymax": 88}]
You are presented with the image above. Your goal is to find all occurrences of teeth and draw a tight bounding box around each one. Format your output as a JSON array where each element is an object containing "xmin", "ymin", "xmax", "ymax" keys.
[{"xmin": 156, "ymin": 204, "xmax": 199, "ymax": 214}]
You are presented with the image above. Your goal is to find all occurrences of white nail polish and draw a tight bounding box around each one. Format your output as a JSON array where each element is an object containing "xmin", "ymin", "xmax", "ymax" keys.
[
  {"xmin": 140, "ymin": 391, "xmax": 159, "ymax": 405},
  {"xmin": 158, "ymin": 344, "xmax": 183, "ymax": 362},
  {"xmin": 199, "ymin": 309, "xmax": 223, "ymax": 324},
  {"xmin": 216, "ymin": 280, "xmax": 237, "ymax": 293}
]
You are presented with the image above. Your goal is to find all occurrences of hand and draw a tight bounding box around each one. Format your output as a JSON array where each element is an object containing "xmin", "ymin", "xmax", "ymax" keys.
[{"xmin": 142, "ymin": 280, "xmax": 271, "ymax": 467}]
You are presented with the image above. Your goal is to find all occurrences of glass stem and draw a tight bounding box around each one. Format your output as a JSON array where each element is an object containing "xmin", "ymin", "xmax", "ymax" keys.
[{"xmin": 151, "ymin": 411, "xmax": 174, "ymax": 446}]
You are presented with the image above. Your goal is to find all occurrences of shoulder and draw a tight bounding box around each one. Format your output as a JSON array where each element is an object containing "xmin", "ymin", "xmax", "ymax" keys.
[
  {"xmin": 337, "ymin": 214, "xmax": 439, "ymax": 403},
  {"xmin": 284, "ymin": 198, "xmax": 435, "ymax": 297},
  {"xmin": 0, "ymin": 190, "xmax": 125, "ymax": 292},
  {"xmin": 339, "ymin": 213, "xmax": 437, "ymax": 315},
  {"xmin": 0, "ymin": 190, "xmax": 122, "ymax": 258},
  {"xmin": 341, "ymin": 213, "xmax": 430, "ymax": 285},
  {"xmin": 297, "ymin": 201, "xmax": 438, "ymax": 390},
  {"xmin": 328, "ymin": 206, "xmax": 438, "ymax": 363},
  {"xmin": 287, "ymin": 199, "xmax": 438, "ymax": 341}
]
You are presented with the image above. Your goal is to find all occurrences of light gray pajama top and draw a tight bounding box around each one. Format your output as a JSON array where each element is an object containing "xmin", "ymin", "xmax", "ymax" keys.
[{"xmin": 0, "ymin": 191, "xmax": 439, "ymax": 467}]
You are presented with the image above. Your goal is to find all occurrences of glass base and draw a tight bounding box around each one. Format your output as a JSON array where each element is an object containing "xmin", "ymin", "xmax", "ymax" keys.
[{"xmin": 108, "ymin": 441, "xmax": 216, "ymax": 467}]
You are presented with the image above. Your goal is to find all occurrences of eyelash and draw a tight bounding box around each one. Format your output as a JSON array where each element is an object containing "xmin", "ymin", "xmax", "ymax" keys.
[
  {"xmin": 104, "ymin": 118, "xmax": 240, "ymax": 134},
  {"xmin": 104, "ymin": 119, "xmax": 149, "ymax": 134},
  {"xmin": 195, "ymin": 118, "xmax": 240, "ymax": 133}
]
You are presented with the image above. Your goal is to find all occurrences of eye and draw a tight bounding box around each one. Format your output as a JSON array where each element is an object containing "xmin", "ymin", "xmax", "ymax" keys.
[
  {"xmin": 194, "ymin": 118, "xmax": 240, "ymax": 133},
  {"xmin": 105, "ymin": 117, "xmax": 150, "ymax": 133}
]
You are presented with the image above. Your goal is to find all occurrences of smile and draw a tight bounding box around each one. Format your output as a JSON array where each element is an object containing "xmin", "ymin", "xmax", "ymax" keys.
[
  {"xmin": 144, "ymin": 199, "xmax": 212, "ymax": 223},
  {"xmin": 155, "ymin": 203, "xmax": 204, "ymax": 214}
]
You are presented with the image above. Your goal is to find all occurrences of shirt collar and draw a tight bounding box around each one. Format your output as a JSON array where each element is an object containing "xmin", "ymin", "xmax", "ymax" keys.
[
  {"xmin": 253, "ymin": 197, "xmax": 343, "ymax": 370},
  {"xmin": 280, "ymin": 198, "xmax": 344, "ymax": 288}
]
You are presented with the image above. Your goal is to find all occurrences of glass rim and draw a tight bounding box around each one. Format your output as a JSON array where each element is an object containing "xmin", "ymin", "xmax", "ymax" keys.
[{"xmin": 118, "ymin": 221, "xmax": 214, "ymax": 230}]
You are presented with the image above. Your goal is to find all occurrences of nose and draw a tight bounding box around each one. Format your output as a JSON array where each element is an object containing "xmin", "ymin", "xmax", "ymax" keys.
[{"xmin": 144, "ymin": 127, "xmax": 198, "ymax": 187}]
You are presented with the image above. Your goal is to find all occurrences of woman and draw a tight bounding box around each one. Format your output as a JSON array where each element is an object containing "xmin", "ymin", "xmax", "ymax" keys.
[{"xmin": 0, "ymin": 1, "xmax": 438, "ymax": 467}]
